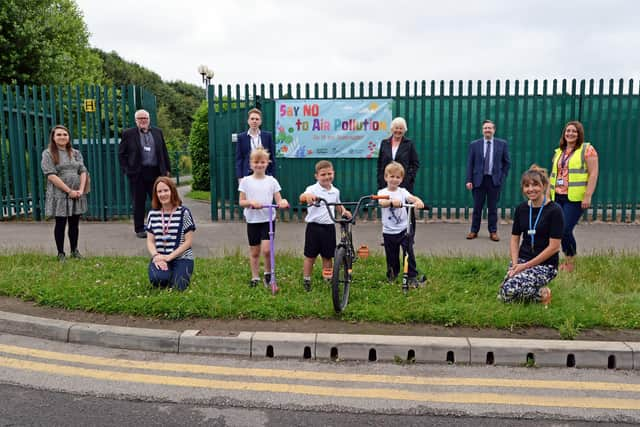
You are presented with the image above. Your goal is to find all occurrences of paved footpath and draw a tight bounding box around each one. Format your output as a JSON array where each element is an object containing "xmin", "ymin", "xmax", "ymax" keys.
[{"xmin": 1, "ymin": 187, "xmax": 639, "ymax": 257}]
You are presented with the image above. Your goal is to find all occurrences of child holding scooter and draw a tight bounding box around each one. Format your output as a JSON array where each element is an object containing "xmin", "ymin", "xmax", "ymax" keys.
[
  {"xmin": 299, "ymin": 160, "xmax": 351, "ymax": 292},
  {"xmin": 377, "ymin": 161, "xmax": 426, "ymax": 287},
  {"xmin": 238, "ymin": 148, "xmax": 289, "ymax": 288}
]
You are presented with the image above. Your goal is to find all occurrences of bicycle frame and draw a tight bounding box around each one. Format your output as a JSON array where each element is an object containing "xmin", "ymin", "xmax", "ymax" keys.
[{"xmin": 303, "ymin": 194, "xmax": 385, "ymax": 312}]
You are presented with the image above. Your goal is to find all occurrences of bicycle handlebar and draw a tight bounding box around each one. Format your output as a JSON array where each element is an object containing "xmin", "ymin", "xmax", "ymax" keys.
[{"xmin": 300, "ymin": 194, "xmax": 382, "ymax": 224}]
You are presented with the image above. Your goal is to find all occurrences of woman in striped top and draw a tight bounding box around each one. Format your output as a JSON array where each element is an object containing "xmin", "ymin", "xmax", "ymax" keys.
[{"xmin": 145, "ymin": 176, "xmax": 196, "ymax": 290}]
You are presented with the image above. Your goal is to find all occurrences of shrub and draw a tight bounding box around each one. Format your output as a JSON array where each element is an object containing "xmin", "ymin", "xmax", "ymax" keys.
[{"xmin": 189, "ymin": 101, "xmax": 209, "ymax": 191}]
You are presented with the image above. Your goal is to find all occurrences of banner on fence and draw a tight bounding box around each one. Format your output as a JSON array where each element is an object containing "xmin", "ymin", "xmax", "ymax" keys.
[{"xmin": 274, "ymin": 99, "xmax": 392, "ymax": 158}]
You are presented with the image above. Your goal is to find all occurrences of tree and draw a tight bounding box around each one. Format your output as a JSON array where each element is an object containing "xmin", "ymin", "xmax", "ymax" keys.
[
  {"xmin": 0, "ymin": 0, "xmax": 103, "ymax": 85},
  {"xmin": 189, "ymin": 102, "xmax": 209, "ymax": 191}
]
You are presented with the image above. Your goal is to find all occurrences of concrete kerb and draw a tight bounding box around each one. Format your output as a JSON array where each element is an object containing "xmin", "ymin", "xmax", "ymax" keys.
[
  {"xmin": 1, "ymin": 310, "xmax": 639, "ymax": 370},
  {"xmin": 468, "ymin": 337, "xmax": 635, "ymax": 369}
]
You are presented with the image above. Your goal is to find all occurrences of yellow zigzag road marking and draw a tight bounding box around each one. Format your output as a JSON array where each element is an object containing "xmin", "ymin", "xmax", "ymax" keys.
[
  {"xmin": 0, "ymin": 344, "xmax": 639, "ymax": 393},
  {"xmin": 0, "ymin": 355, "xmax": 639, "ymax": 410}
]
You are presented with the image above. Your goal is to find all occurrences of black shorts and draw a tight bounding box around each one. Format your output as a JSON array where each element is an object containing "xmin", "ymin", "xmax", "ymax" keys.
[
  {"xmin": 247, "ymin": 222, "xmax": 274, "ymax": 246},
  {"xmin": 304, "ymin": 222, "xmax": 336, "ymax": 259}
]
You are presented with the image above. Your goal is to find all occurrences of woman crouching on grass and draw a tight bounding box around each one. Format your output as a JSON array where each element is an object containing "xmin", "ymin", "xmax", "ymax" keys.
[
  {"xmin": 499, "ymin": 165, "xmax": 564, "ymax": 305},
  {"xmin": 146, "ymin": 176, "xmax": 196, "ymax": 291}
]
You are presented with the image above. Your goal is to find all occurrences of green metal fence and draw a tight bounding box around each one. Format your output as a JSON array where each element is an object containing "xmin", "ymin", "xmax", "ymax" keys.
[
  {"xmin": 208, "ymin": 79, "xmax": 639, "ymax": 222},
  {"xmin": 0, "ymin": 84, "xmax": 157, "ymax": 220}
]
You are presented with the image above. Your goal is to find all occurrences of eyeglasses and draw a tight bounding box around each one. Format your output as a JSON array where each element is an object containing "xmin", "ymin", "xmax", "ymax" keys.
[{"xmin": 135, "ymin": 117, "xmax": 149, "ymax": 121}]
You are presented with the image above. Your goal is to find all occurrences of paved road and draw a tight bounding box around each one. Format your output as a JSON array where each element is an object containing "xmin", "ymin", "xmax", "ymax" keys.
[
  {"xmin": 1, "ymin": 186, "xmax": 639, "ymax": 257},
  {"xmin": 1, "ymin": 334, "xmax": 639, "ymax": 424}
]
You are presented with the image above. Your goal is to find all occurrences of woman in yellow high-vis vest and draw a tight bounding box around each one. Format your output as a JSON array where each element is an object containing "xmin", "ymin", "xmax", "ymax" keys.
[{"xmin": 548, "ymin": 121, "xmax": 599, "ymax": 272}]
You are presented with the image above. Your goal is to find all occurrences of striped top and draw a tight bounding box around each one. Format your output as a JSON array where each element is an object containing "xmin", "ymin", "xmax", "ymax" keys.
[{"xmin": 145, "ymin": 206, "xmax": 196, "ymax": 260}]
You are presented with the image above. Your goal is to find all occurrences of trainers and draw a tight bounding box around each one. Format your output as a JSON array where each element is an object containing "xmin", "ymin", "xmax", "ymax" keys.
[
  {"xmin": 57, "ymin": 252, "xmax": 66, "ymax": 263},
  {"xmin": 249, "ymin": 278, "xmax": 260, "ymax": 288},
  {"xmin": 70, "ymin": 250, "xmax": 82, "ymax": 259},
  {"xmin": 386, "ymin": 270, "xmax": 398, "ymax": 283},
  {"xmin": 303, "ymin": 279, "xmax": 312, "ymax": 292},
  {"xmin": 539, "ymin": 287, "xmax": 552, "ymax": 306},
  {"xmin": 408, "ymin": 274, "xmax": 427, "ymax": 288},
  {"xmin": 264, "ymin": 272, "xmax": 272, "ymax": 288}
]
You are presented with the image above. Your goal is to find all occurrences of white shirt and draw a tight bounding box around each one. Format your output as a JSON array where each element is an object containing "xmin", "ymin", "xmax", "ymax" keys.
[
  {"xmin": 378, "ymin": 187, "xmax": 411, "ymax": 234},
  {"xmin": 303, "ymin": 182, "xmax": 341, "ymax": 224},
  {"xmin": 238, "ymin": 175, "xmax": 281, "ymax": 223},
  {"xmin": 249, "ymin": 129, "xmax": 262, "ymax": 150}
]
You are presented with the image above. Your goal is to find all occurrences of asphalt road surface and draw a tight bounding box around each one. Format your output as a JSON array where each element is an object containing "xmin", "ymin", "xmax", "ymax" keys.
[{"xmin": 0, "ymin": 334, "xmax": 638, "ymax": 425}]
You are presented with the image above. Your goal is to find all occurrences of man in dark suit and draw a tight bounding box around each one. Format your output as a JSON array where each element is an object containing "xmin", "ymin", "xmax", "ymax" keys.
[
  {"xmin": 235, "ymin": 108, "xmax": 276, "ymax": 182},
  {"xmin": 118, "ymin": 109, "xmax": 171, "ymax": 238},
  {"xmin": 465, "ymin": 120, "xmax": 511, "ymax": 241}
]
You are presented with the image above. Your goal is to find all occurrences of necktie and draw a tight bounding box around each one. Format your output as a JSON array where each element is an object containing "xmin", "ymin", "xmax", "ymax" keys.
[{"xmin": 483, "ymin": 140, "xmax": 491, "ymax": 175}]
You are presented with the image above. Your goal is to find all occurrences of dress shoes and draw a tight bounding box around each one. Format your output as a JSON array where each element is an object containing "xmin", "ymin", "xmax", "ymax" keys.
[
  {"xmin": 489, "ymin": 232, "xmax": 500, "ymax": 242},
  {"xmin": 466, "ymin": 232, "xmax": 478, "ymax": 240}
]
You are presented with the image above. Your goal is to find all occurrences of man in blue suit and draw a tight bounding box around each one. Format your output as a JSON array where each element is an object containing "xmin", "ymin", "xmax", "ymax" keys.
[
  {"xmin": 235, "ymin": 108, "xmax": 276, "ymax": 182},
  {"xmin": 465, "ymin": 120, "xmax": 511, "ymax": 241}
]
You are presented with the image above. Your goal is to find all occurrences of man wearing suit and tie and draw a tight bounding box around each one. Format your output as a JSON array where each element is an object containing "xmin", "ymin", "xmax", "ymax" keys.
[
  {"xmin": 235, "ymin": 108, "xmax": 276, "ymax": 182},
  {"xmin": 118, "ymin": 109, "xmax": 171, "ymax": 238},
  {"xmin": 465, "ymin": 120, "xmax": 511, "ymax": 241}
]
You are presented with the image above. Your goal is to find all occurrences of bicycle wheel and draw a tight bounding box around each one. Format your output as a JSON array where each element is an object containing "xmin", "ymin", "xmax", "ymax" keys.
[{"xmin": 331, "ymin": 246, "xmax": 350, "ymax": 313}]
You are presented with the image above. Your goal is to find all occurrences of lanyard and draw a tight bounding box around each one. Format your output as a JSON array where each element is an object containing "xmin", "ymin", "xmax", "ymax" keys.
[
  {"xmin": 560, "ymin": 149, "xmax": 573, "ymax": 170},
  {"xmin": 161, "ymin": 207, "xmax": 176, "ymax": 235},
  {"xmin": 528, "ymin": 197, "xmax": 545, "ymax": 250}
]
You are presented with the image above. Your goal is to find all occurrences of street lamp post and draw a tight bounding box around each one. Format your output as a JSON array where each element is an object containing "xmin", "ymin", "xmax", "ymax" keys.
[{"xmin": 197, "ymin": 65, "xmax": 214, "ymax": 100}]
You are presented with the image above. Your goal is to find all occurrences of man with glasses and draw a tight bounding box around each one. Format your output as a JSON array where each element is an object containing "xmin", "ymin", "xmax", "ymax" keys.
[{"xmin": 119, "ymin": 109, "xmax": 171, "ymax": 238}]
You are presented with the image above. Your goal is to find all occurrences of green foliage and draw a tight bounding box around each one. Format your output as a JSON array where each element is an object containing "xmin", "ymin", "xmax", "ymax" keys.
[
  {"xmin": 0, "ymin": 253, "xmax": 639, "ymax": 335},
  {"xmin": 0, "ymin": 0, "xmax": 103, "ymax": 85},
  {"xmin": 189, "ymin": 101, "xmax": 210, "ymax": 191},
  {"xmin": 97, "ymin": 49, "xmax": 203, "ymax": 153}
]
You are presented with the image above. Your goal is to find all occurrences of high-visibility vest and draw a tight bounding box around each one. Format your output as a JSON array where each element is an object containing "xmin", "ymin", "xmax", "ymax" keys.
[{"xmin": 550, "ymin": 143, "xmax": 590, "ymax": 201}]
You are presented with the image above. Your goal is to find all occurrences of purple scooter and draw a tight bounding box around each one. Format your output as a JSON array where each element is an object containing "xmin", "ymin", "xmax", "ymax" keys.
[{"xmin": 264, "ymin": 204, "xmax": 281, "ymax": 295}]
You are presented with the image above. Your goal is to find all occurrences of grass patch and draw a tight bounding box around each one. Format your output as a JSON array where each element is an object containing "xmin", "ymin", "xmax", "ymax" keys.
[
  {"xmin": 0, "ymin": 253, "xmax": 639, "ymax": 331},
  {"xmin": 185, "ymin": 190, "xmax": 210, "ymax": 201}
]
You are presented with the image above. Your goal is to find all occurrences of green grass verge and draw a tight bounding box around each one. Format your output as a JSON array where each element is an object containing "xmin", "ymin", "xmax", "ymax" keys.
[
  {"xmin": 185, "ymin": 190, "xmax": 210, "ymax": 201},
  {"xmin": 1, "ymin": 253, "xmax": 638, "ymax": 331}
]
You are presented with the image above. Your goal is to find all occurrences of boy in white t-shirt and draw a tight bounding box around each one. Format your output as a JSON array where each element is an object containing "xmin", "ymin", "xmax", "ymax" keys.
[
  {"xmin": 238, "ymin": 148, "xmax": 289, "ymax": 288},
  {"xmin": 299, "ymin": 160, "xmax": 352, "ymax": 292},
  {"xmin": 377, "ymin": 161, "xmax": 426, "ymax": 286}
]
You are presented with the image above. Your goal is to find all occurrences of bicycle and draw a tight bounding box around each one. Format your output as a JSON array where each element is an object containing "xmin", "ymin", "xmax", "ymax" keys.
[{"xmin": 302, "ymin": 194, "xmax": 386, "ymax": 313}]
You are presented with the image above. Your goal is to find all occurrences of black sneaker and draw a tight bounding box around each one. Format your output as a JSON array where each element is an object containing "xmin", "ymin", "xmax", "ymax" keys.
[
  {"xmin": 386, "ymin": 270, "xmax": 398, "ymax": 283},
  {"xmin": 136, "ymin": 231, "xmax": 147, "ymax": 238},
  {"xmin": 249, "ymin": 279, "xmax": 260, "ymax": 288},
  {"xmin": 70, "ymin": 250, "xmax": 82, "ymax": 259},
  {"xmin": 408, "ymin": 274, "xmax": 427, "ymax": 288},
  {"xmin": 303, "ymin": 279, "xmax": 312, "ymax": 292},
  {"xmin": 263, "ymin": 273, "xmax": 272, "ymax": 288},
  {"xmin": 57, "ymin": 253, "xmax": 66, "ymax": 263}
]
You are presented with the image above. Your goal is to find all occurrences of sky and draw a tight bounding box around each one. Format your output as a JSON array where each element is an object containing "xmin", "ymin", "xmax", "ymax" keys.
[{"xmin": 76, "ymin": 0, "xmax": 640, "ymax": 91}]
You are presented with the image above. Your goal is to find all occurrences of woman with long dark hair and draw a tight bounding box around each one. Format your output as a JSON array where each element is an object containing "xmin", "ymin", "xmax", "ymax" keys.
[{"xmin": 40, "ymin": 125, "xmax": 88, "ymax": 262}]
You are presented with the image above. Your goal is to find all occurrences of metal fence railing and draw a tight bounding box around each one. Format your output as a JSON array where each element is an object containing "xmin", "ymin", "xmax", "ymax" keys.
[
  {"xmin": 208, "ymin": 79, "xmax": 639, "ymax": 222},
  {"xmin": 0, "ymin": 84, "xmax": 157, "ymax": 220}
]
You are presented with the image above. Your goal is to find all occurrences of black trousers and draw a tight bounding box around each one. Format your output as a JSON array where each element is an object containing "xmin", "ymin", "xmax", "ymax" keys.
[
  {"xmin": 130, "ymin": 166, "xmax": 161, "ymax": 233},
  {"xmin": 471, "ymin": 175, "xmax": 501, "ymax": 233},
  {"xmin": 383, "ymin": 231, "xmax": 418, "ymax": 279}
]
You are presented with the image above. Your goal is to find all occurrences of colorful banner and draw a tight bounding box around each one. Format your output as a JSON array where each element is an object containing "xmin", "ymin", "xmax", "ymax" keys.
[{"xmin": 275, "ymin": 99, "xmax": 392, "ymax": 158}]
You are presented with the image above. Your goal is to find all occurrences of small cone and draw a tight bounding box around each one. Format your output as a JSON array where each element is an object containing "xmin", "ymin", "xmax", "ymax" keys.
[{"xmin": 357, "ymin": 245, "xmax": 369, "ymax": 260}]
